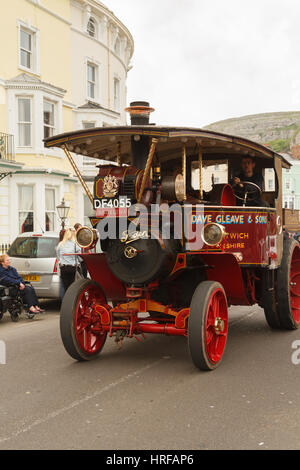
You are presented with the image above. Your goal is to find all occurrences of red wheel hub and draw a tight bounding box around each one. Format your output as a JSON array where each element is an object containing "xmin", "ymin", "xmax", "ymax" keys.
[
  {"xmin": 204, "ymin": 288, "xmax": 228, "ymax": 364},
  {"xmin": 290, "ymin": 245, "xmax": 300, "ymax": 325},
  {"xmin": 74, "ymin": 284, "xmax": 107, "ymax": 355}
]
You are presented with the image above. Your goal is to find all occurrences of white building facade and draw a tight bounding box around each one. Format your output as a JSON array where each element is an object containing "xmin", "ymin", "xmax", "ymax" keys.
[{"xmin": 0, "ymin": 0, "xmax": 134, "ymax": 246}]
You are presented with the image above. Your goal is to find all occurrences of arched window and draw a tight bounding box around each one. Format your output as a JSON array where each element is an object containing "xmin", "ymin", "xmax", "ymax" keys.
[{"xmin": 87, "ymin": 17, "xmax": 96, "ymax": 38}]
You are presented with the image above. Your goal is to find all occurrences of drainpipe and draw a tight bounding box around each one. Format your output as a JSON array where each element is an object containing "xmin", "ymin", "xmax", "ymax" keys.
[{"xmin": 107, "ymin": 21, "xmax": 111, "ymax": 110}]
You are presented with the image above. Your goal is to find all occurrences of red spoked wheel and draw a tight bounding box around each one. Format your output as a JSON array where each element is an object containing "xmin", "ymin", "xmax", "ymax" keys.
[
  {"xmin": 188, "ymin": 281, "xmax": 228, "ymax": 371},
  {"xmin": 60, "ymin": 279, "xmax": 108, "ymax": 361},
  {"xmin": 277, "ymin": 239, "xmax": 300, "ymax": 329},
  {"xmin": 290, "ymin": 246, "xmax": 300, "ymax": 324}
]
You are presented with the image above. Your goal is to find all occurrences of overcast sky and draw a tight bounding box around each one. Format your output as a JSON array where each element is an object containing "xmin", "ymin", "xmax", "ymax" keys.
[{"xmin": 104, "ymin": 0, "xmax": 300, "ymax": 127}]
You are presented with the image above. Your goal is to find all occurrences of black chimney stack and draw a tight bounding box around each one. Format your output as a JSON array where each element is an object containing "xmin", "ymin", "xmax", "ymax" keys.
[
  {"xmin": 125, "ymin": 101, "xmax": 155, "ymax": 170},
  {"xmin": 125, "ymin": 101, "xmax": 155, "ymax": 125}
]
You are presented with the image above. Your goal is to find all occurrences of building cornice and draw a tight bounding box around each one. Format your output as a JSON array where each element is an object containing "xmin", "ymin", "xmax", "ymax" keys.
[
  {"xmin": 74, "ymin": 105, "xmax": 121, "ymax": 118},
  {"xmin": 15, "ymin": 167, "xmax": 71, "ymax": 178},
  {"xmin": 26, "ymin": 0, "xmax": 72, "ymax": 26},
  {"xmin": 5, "ymin": 74, "xmax": 66, "ymax": 98},
  {"xmin": 63, "ymin": 100, "xmax": 77, "ymax": 109},
  {"xmin": 64, "ymin": 176, "xmax": 78, "ymax": 182},
  {"xmin": 0, "ymin": 161, "xmax": 23, "ymax": 170}
]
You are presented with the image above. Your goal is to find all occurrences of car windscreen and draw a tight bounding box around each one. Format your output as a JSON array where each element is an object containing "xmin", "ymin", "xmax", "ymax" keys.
[{"xmin": 8, "ymin": 237, "xmax": 59, "ymax": 258}]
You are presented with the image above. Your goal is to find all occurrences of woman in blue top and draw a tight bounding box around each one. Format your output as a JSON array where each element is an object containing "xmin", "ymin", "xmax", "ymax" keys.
[
  {"xmin": 0, "ymin": 254, "xmax": 44, "ymax": 314},
  {"xmin": 56, "ymin": 228, "xmax": 81, "ymax": 295}
]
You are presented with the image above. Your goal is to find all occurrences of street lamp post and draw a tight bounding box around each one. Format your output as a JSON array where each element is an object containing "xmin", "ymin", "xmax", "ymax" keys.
[{"xmin": 56, "ymin": 198, "xmax": 70, "ymax": 231}]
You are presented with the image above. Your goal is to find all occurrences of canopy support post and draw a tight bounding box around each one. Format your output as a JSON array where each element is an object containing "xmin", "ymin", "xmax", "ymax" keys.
[
  {"xmin": 199, "ymin": 146, "xmax": 203, "ymax": 200},
  {"xmin": 182, "ymin": 144, "xmax": 187, "ymax": 201},
  {"xmin": 117, "ymin": 141, "xmax": 122, "ymax": 167},
  {"xmin": 63, "ymin": 145, "xmax": 93, "ymax": 205},
  {"xmin": 137, "ymin": 138, "xmax": 158, "ymax": 203}
]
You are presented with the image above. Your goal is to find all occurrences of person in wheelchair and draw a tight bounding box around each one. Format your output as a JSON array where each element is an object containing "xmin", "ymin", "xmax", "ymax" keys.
[
  {"xmin": 232, "ymin": 156, "xmax": 265, "ymax": 206},
  {"xmin": 0, "ymin": 254, "xmax": 45, "ymax": 315}
]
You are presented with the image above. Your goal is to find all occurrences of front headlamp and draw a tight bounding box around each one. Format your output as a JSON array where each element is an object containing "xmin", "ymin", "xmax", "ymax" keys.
[
  {"xmin": 202, "ymin": 223, "xmax": 226, "ymax": 246},
  {"xmin": 76, "ymin": 226, "xmax": 99, "ymax": 249}
]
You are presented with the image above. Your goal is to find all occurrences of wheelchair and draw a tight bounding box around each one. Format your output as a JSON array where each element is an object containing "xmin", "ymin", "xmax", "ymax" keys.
[{"xmin": 0, "ymin": 284, "xmax": 34, "ymax": 322}]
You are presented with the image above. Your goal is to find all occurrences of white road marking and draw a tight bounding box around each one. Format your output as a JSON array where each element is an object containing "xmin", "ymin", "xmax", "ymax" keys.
[
  {"xmin": 229, "ymin": 309, "xmax": 257, "ymax": 326},
  {"xmin": 0, "ymin": 358, "xmax": 163, "ymax": 444}
]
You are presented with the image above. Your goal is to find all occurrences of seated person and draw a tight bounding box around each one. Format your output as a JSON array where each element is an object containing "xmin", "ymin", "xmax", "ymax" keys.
[
  {"xmin": 0, "ymin": 254, "xmax": 44, "ymax": 315},
  {"xmin": 231, "ymin": 156, "xmax": 265, "ymax": 206}
]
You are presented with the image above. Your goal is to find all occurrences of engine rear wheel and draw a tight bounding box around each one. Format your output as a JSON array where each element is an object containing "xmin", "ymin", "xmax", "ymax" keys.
[
  {"xmin": 263, "ymin": 288, "xmax": 281, "ymax": 329},
  {"xmin": 60, "ymin": 279, "xmax": 108, "ymax": 361},
  {"xmin": 188, "ymin": 281, "xmax": 228, "ymax": 371},
  {"xmin": 277, "ymin": 239, "xmax": 300, "ymax": 330}
]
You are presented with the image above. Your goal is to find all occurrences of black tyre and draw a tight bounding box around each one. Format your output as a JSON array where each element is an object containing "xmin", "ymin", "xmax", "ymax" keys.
[
  {"xmin": 277, "ymin": 239, "xmax": 300, "ymax": 330},
  {"xmin": 10, "ymin": 313, "xmax": 20, "ymax": 322},
  {"xmin": 188, "ymin": 281, "xmax": 228, "ymax": 371},
  {"xmin": 0, "ymin": 312, "xmax": 3, "ymax": 321},
  {"xmin": 25, "ymin": 312, "xmax": 35, "ymax": 320},
  {"xmin": 60, "ymin": 278, "xmax": 108, "ymax": 361},
  {"xmin": 263, "ymin": 284, "xmax": 281, "ymax": 329}
]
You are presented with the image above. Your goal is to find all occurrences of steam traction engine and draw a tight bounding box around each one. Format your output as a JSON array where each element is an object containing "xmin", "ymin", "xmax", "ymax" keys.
[{"xmin": 44, "ymin": 103, "xmax": 300, "ymax": 371}]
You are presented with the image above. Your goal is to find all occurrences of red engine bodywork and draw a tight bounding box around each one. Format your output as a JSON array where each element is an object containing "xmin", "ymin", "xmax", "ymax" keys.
[{"xmin": 83, "ymin": 203, "xmax": 277, "ymax": 321}]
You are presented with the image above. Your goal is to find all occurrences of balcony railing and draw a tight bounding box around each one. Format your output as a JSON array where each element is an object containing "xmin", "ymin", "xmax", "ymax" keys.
[
  {"xmin": 0, "ymin": 133, "xmax": 15, "ymax": 162},
  {"xmin": 0, "ymin": 243, "xmax": 10, "ymax": 255}
]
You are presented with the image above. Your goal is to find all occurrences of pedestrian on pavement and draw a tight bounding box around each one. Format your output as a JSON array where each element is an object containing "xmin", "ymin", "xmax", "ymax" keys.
[
  {"xmin": 59, "ymin": 228, "xmax": 66, "ymax": 242},
  {"xmin": 0, "ymin": 254, "xmax": 45, "ymax": 314},
  {"xmin": 58, "ymin": 229, "xmax": 66, "ymax": 299},
  {"xmin": 56, "ymin": 228, "xmax": 81, "ymax": 295}
]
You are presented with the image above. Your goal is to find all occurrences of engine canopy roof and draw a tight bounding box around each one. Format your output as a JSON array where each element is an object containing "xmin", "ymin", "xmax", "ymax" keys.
[{"xmin": 44, "ymin": 125, "xmax": 291, "ymax": 169}]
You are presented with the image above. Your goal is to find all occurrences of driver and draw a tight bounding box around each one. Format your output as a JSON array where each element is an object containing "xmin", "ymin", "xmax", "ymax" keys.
[{"xmin": 232, "ymin": 157, "xmax": 264, "ymax": 206}]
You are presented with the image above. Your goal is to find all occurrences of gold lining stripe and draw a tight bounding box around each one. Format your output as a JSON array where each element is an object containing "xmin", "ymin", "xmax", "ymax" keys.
[{"xmin": 45, "ymin": 130, "xmax": 168, "ymax": 147}]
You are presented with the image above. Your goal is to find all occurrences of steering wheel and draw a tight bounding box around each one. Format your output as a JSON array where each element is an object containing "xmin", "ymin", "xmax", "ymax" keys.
[{"xmin": 234, "ymin": 181, "xmax": 262, "ymax": 205}]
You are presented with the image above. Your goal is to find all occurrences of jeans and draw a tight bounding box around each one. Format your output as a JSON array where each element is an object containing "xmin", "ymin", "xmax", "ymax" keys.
[{"xmin": 60, "ymin": 265, "xmax": 76, "ymax": 293}]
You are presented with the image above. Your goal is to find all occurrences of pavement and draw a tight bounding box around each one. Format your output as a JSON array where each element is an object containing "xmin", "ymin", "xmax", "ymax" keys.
[{"xmin": 0, "ymin": 300, "xmax": 300, "ymax": 450}]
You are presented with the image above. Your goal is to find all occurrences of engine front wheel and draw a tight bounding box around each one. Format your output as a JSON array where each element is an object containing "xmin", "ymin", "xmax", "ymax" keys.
[
  {"xmin": 60, "ymin": 279, "xmax": 108, "ymax": 361},
  {"xmin": 188, "ymin": 281, "xmax": 228, "ymax": 371}
]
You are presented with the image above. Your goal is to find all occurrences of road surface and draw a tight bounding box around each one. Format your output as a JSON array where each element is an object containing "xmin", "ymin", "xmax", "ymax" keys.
[{"xmin": 0, "ymin": 300, "xmax": 299, "ymax": 450}]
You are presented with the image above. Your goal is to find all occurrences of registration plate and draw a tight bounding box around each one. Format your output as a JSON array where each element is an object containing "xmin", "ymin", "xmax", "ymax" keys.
[{"xmin": 23, "ymin": 275, "xmax": 40, "ymax": 282}]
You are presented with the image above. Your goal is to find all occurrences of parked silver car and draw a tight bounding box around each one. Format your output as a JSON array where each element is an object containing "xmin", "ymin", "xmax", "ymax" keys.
[{"xmin": 7, "ymin": 232, "xmax": 60, "ymax": 299}]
